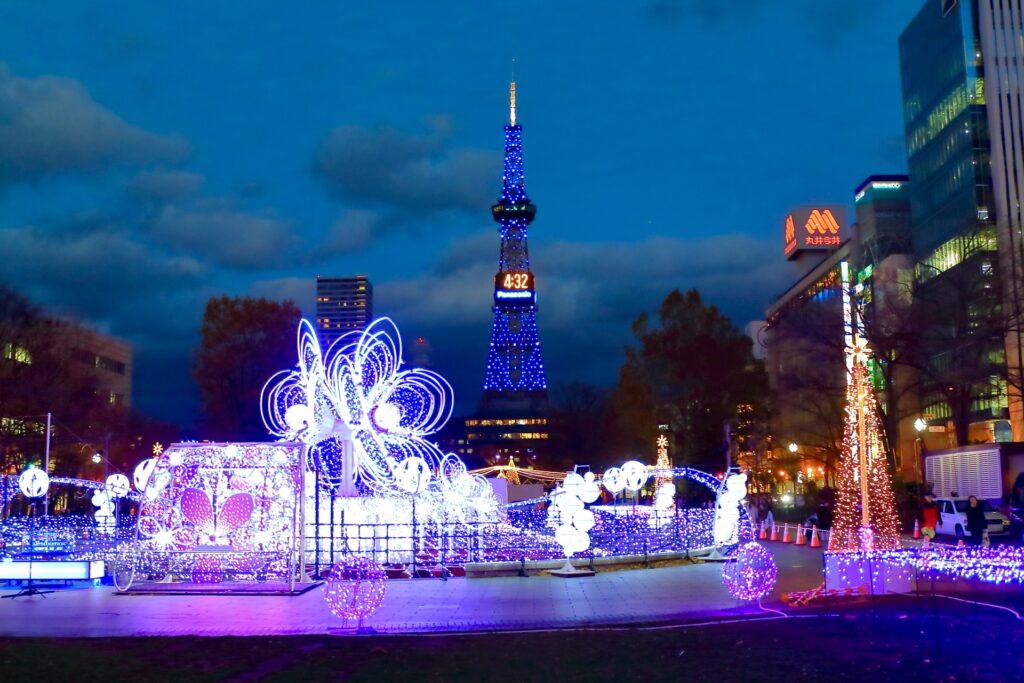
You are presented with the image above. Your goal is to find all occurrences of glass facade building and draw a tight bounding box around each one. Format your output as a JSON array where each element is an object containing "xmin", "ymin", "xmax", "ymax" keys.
[
  {"xmin": 899, "ymin": 0, "xmax": 1020, "ymax": 438},
  {"xmin": 899, "ymin": 0, "xmax": 992, "ymax": 259}
]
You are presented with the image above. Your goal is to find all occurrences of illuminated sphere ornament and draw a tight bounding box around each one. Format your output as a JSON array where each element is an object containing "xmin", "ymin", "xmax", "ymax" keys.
[
  {"xmin": 722, "ymin": 542, "xmax": 777, "ymax": 601},
  {"xmin": 19, "ymin": 466, "xmax": 49, "ymax": 499},
  {"xmin": 602, "ymin": 467, "xmax": 625, "ymax": 495},
  {"xmin": 373, "ymin": 402, "xmax": 401, "ymax": 431},
  {"xmin": 621, "ymin": 460, "xmax": 649, "ymax": 492},
  {"xmin": 284, "ymin": 404, "xmax": 312, "ymax": 432},
  {"xmin": 394, "ymin": 456, "xmax": 432, "ymax": 494},
  {"xmin": 324, "ymin": 556, "xmax": 387, "ymax": 628},
  {"xmin": 106, "ymin": 473, "xmax": 131, "ymax": 498},
  {"xmin": 133, "ymin": 458, "xmax": 156, "ymax": 491}
]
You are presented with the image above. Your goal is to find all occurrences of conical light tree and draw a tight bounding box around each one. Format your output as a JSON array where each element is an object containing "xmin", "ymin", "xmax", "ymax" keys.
[
  {"xmin": 655, "ymin": 433, "xmax": 672, "ymax": 486},
  {"xmin": 828, "ymin": 338, "xmax": 901, "ymax": 552}
]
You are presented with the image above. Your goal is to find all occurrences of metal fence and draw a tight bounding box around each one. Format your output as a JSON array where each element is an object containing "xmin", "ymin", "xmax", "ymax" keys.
[{"xmin": 303, "ymin": 505, "xmax": 722, "ymax": 576}]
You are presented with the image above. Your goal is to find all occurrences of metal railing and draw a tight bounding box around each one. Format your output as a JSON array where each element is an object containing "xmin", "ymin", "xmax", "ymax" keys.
[{"xmin": 304, "ymin": 506, "xmax": 723, "ymax": 576}]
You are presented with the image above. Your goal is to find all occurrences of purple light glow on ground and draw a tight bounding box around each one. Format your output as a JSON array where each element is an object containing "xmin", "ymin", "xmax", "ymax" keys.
[{"xmin": 0, "ymin": 561, "xmax": 781, "ymax": 637}]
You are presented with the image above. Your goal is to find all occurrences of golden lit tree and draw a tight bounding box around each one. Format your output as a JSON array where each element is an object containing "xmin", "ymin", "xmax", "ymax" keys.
[
  {"xmin": 655, "ymin": 433, "xmax": 672, "ymax": 487},
  {"xmin": 828, "ymin": 339, "xmax": 901, "ymax": 552}
]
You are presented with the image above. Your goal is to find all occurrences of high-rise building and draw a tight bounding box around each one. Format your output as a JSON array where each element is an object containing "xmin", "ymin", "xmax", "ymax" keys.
[
  {"xmin": 852, "ymin": 176, "xmax": 918, "ymax": 474},
  {"xmin": 465, "ymin": 82, "xmax": 551, "ymax": 465},
  {"xmin": 315, "ymin": 275, "xmax": 372, "ymax": 350},
  {"xmin": 765, "ymin": 238, "xmax": 851, "ymax": 476},
  {"xmin": 899, "ymin": 0, "xmax": 1023, "ymax": 442},
  {"xmin": 853, "ymin": 175, "xmax": 912, "ymax": 268}
]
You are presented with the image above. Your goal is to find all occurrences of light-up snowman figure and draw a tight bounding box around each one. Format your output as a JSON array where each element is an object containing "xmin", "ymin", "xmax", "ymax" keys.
[
  {"xmin": 547, "ymin": 471, "xmax": 601, "ymax": 571},
  {"xmin": 713, "ymin": 472, "xmax": 748, "ymax": 547}
]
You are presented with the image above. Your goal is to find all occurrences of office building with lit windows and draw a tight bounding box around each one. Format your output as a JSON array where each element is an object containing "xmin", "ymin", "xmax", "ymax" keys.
[
  {"xmin": 44, "ymin": 319, "xmax": 133, "ymax": 409},
  {"xmin": 899, "ymin": 0, "xmax": 1024, "ymax": 443},
  {"xmin": 315, "ymin": 275, "xmax": 372, "ymax": 350}
]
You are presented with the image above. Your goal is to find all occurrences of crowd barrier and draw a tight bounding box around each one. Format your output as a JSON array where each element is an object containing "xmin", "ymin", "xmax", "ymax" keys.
[{"xmin": 756, "ymin": 521, "xmax": 830, "ymax": 548}]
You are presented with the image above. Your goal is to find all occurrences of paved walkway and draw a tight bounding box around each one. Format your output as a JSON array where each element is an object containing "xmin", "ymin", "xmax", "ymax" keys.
[{"xmin": 0, "ymin": 545, "xmax": 824, "ymax": 636}]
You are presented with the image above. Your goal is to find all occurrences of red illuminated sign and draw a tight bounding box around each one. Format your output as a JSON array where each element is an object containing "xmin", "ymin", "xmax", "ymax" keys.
[{"xmin": 784, "ymin": 207, "xmax": 845, "ymax": 260}]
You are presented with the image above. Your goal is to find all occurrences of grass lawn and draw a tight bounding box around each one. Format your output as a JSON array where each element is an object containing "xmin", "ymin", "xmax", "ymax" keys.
[{"xmin": 1, "ymin": 596, "xmax": 1022, "ymax": 682}]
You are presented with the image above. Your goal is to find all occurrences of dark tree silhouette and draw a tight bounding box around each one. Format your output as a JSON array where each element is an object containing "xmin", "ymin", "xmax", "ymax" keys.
[
  {"xmin": 193, "ymin": 296, "xmax": 301, "ymax": 441},
  {"xmin": 616, "ymin": 289, "xmax": 769, "ymax": 471}
]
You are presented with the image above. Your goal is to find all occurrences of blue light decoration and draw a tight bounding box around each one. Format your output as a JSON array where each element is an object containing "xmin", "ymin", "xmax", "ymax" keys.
[
  {"xmin": 262, "ymin": 317, "xmax": 500, "ymax": 529},
  {"xmin": 826, "ymin": 546, "xmax": 1024, "ymax": 586},
  {"xmin": 482, "ymin": 81, "xmax": 548, "ymax": 396}
]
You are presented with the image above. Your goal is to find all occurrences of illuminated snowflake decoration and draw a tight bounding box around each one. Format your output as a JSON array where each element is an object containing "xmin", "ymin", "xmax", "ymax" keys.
[{"xmin": 262, "ymin": 318, "xmax": 497, "ymax": 524}]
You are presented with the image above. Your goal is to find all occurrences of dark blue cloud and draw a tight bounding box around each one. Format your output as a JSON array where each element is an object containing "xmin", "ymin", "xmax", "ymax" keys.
[{"xmin": 0, "ymin": 0, "xmax": 925, "ymax": 425}]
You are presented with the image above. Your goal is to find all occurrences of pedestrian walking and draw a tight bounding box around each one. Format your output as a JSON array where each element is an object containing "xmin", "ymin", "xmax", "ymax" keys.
[
  {"xmin": 965, "ymin": 495, "xmax": 986, "ymax": 545},
  {"xmin": 921, "ymin": 493, "xmax": 940, "ymax": 540}
]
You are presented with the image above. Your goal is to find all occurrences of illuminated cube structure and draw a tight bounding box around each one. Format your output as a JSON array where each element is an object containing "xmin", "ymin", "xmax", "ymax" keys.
[{"xmin": 116, "ymin": 442, "xmax": 305, "ymax": 593}]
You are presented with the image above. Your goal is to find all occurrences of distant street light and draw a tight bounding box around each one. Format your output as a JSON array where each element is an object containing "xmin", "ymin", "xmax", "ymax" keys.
[
  {"xmin": 92, "ymin": 453, "xmax": 102, "ymax": 464},
  {"xmin": 914, "ymin": 417, "xmax": 927, "ymax": 433},
  {"xmin": 788, "ymin": 443, "xmax": 798, "ymax": 453}
]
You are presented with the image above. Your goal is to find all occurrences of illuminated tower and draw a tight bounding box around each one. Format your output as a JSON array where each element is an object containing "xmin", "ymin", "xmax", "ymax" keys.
[
  {"xmin": 482, "ymin": 80, "xmax": 548, "ymax": 408},
  {"xmin": 465, "ymin": 81, "xmax": 550, "ymax": 466}
]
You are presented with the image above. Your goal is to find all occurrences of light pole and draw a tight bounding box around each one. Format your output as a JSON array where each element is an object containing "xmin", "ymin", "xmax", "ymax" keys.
[
  {"xmin": 787, "ymin": 443, "xmax": 798, "ymax": 495},
  {"xmin": 914, "ymin": 417, "xmax": 927, "ymax": 487}
]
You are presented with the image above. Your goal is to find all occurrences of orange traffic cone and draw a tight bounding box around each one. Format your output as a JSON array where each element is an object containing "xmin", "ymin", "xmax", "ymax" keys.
[
  {"xmin": 795, "ymin": 523, "xmax": 806, "ymax": 545},
  {"xmin": 913, "ymin": 520, "xmax": 921, "ymax": 539},
  {"xmin": 810, "ymin": 525, "xmax": 821, "ymax": 548},
  {"xmin": 782, "ymin": 523, "xmax": 791, "ymax": 543},
  {"xmin": 770, "ymin": 523, "xmax": 779, "ymax": 541},
  {"xmin": 759, "ymin": 521, "xmax": 768, "ymax": 540}
]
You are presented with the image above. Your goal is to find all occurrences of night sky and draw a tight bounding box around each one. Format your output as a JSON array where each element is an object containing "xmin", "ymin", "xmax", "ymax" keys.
[{"xmin": 0, "ymin": 1, "xmax": 922, "ymax": 426}]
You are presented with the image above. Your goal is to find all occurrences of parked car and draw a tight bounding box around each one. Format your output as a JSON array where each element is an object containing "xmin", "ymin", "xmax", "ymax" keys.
[{"xmin": 934, "ymin": 497, "xmax": 1010, "ymax": 540}]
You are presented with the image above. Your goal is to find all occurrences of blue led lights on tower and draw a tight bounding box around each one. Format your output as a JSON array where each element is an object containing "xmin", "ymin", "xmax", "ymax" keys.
[{"xmin": 482, "ymin": 81, "xmax": 548, "ymax": 405}]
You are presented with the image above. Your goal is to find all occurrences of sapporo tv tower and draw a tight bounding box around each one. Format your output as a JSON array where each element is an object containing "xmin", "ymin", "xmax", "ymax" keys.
[{"xmin": 464, "ymin": 81, "xmax": 551, "ymax": 465}]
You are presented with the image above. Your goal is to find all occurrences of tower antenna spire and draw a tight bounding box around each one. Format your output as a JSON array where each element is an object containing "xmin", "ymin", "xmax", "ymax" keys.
[{"xmin": 507, "ymin": 76, "xmax": 516, "ymax": 126}]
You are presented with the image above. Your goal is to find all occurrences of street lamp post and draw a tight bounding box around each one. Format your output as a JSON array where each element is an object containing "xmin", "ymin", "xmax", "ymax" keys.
[{"xmin": 914, "ymin": 418, "xmax": 927, "ymax": 486}]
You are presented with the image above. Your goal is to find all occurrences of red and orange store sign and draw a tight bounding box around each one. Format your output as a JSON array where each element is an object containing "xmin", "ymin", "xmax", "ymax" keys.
[{"xmin": 784, "ymin": 206, "xmax": 844, "ymax": 259}]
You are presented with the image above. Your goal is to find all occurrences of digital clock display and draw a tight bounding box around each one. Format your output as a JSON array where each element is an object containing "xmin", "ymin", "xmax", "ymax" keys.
[{"xmin": 496, "ymin": 272, "xmax": 533, "ymax": 290}]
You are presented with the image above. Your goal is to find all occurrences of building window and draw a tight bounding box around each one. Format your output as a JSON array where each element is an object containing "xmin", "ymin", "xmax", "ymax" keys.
[{"xmin": 2, "ymin": 342, "xmax": 32, "ymax": 364}]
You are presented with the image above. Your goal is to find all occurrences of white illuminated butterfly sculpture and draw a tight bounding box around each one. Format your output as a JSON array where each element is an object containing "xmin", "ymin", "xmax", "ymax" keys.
[{"xmin": 261, "ymin": 318, "xmax": 494, "ymax": 525}]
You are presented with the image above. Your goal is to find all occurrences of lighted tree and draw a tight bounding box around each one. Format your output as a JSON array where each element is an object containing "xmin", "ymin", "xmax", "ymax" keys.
[
  {"xmin": 828, "ymin": 340, "xmax": 901, "ymax": 552},
  {"xmin": 655, "ymin": 433, "xmax": 671, "ymax": 485}
]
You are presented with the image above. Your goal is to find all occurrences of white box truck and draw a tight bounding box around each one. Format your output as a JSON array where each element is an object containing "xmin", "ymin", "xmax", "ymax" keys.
[{"xmin": 923, "ymin": 443, "xmax": 1024, "ymax": 510}]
